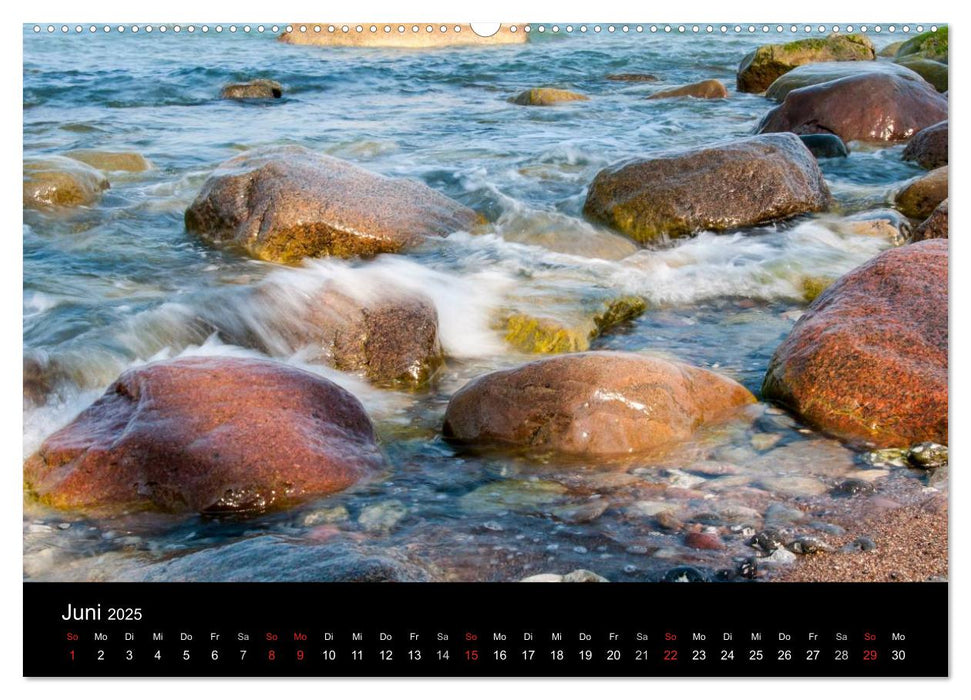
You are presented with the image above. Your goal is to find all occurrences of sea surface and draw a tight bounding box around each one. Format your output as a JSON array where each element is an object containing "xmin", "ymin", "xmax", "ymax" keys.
[{"xmin": 23, "ymin": 26, "xmax": 938, "ymax": 582}]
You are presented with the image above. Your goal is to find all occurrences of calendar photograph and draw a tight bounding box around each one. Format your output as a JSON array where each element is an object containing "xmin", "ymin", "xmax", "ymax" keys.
[{"xmin": 23, "ymin": 21, "xmax": 948, "ymax": 598}]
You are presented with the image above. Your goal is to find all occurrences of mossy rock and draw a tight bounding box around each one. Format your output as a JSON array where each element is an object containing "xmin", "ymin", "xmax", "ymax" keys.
[
  {"xmin": 736, "ymin": 34, "xmax": 875, "ymax": 93},
  {"xmin": 801, "ymin": 276, "xmax": 833, "ymax": 302},
  {"xmin": 503, "ymin": 296, "xmax": 647, "ymax": 354},
  {"xmin": 895, "ymin": 56, "xmax": 948, "ymax": 92},
  {"xmin": 878, "ymin": 40, "xmax": 905, "ymax": 58},
  {"xmin": 896, "ymin": 27, "xmax": 948, "ymax": 62}
]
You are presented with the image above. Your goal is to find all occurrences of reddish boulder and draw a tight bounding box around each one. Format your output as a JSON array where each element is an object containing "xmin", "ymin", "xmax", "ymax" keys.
[
  {"xmin": 912, "ymin": 199, "xmax": 948, "ymax": 241},
  {"xmin": 757, "ymin": 72, "xmax": 947, "ymax": 143},
  {"xmin": 647, "ymin": 79, "xmax": 728, "ymax": 100},
  {"xmin": 443, "ymin": 352, "xmax": 756, "ymax": 457},
  {"xmin": 583, "ymin": 133, "xmax": 830, "ymax": 243},
  {"xmin": 902, "ymin": 121, "xmax": 948, "ymax": 169},
  {"xmin": 185, "ymin": 146, "xmax": 478, "ymax": 263},
  {"xmin": 762, "ymin": 240, "xmax": 947, "ymax": 447},
  {"xmin": 23, "ymin": 357, "xmax": 385, "ymax": 512}
]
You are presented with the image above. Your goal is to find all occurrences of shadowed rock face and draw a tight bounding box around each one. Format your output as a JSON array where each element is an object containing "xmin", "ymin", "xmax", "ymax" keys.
[
  {"xmin": 184, "ymin": 146, "xmax": 479, "ymax": 263},
  {"xmin": 895, "ymin": 167, "xmax": 948, "ymax": 220},
  {"xmin": 220, "ymin": 79, "xmax": 284, "ymax": 99},
  {"xmin": 757, "ymin": 72, "xmax": 948, "ymax": 143},
  {"xmin": 647, "ymin": 79, "xmax": 728, "ymax": 100},
  {"xmin": 764, "ymin": 60, "xmax": 920, "ymax": 101},
  {"xmin": 443, "ymin": 351, "xmax": 756, "ymax": 457},
  {"xmin": 763, "ymin": 240, "xmax": 947, "ymax": 448},
  {"xmin": 903, "ymin": 121, "xmax": 948, "ymax": 169},
  {"xmin": 799, "ymin": 134, "xmax": 848, "ymax": 159},
  {"xmin": 583, "ymin": 133, "xmax": 830, "ymax": 243},
  {"xmin": 23, "ymin": 357, "xmax": 385, "ymax": 513},
  {"xmin": 895, "ymin": 56, "xmax": 947, "ymax": 92},
  {"xmin": 736, "ymin": 34, "xmax": 875, "ymax": 93},
  {"xmin": 912, "ymin": 199, "xmax": 948, "ymax": 241},
  {"xmin": 510, "ymin": 88, "xmax": 588, "ymax": 106},
  {"xmin": 23, "ymin": 156, "xmax": 109, "ymax": 209}
]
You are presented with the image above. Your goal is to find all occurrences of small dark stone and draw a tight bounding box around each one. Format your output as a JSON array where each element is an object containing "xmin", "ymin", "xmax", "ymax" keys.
[
  {"xmin": 788, "ymin": 536, "xmax": 833, "ymax": 555},
  {"xmin": 662, "ymin": 565, "xmax": 710, "ymax": 583},
  {"xmin": 749, "ymin": 528, "xmax": 785, "ymax": 553},
  {"xmin": 842, "ymin": 536, "xmax": 878, "ymax": 553},
  {"xmin": 830, "ymin": 478, "xmax": 876, "ymax": 497},
  {"xmin": 738, "ymin": 558, "xmax": 760, "ymax": 579},
  {"xmin": 907, "ymin": 442, "xmax": 948, "ymax": 469},
  {"xmin": 799, "ymin": 133, "xmax": 849, "ymax": 158}
]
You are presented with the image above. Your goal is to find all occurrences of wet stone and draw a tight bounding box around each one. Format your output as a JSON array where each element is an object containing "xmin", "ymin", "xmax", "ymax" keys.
[
  {"xmin": 750, "ymin": 432, "xmax": 783, "ymax": 452},
  {"xmin": 831, "ymin": 478, "xmax": 876, "ymax": 497},
  {"xmin": 788, "ymin": 536, "xmax": 833, "ymax": 555},
  {"xmin": 809, "ymin": 522, "xmax": 846, "ymax": 536},
  {"xmin": 864, "ymin": 448, "xmax": 909, "ymax": 468},
  {"xmin": 300, "ymin": 505, "xmax": 350, "ymax": 527},
  {"xmin": 843, "ymin": 536, "xmax": 878, "ymax": 553},
  {"xmin": 655, "ymin": 511, "xmax": 685, "ymax": 531},
  {"xmin": 763, "ymin": 547, "xmax": 797, "ymax": 565},
  {"xmin": 685, "ymin": 531, "xmax": 723, "ymax": 550},
  {"xmin": 750, "ymin": 529, "xmax": 786, "ymax": 554},
  {"xmin": 662, "ymin": 566, "xmax": 710, "ymax": 583},
  {"xmin": 907, "ymin": 442, "xmax": 947, "ymax": 469},
  {"xmin": 358, "ymin": 500, "xmax": 407, "ymax": 533},
  {"xmin": 550, "ymin": 499, "xmax": 609, "ymax": 524}
]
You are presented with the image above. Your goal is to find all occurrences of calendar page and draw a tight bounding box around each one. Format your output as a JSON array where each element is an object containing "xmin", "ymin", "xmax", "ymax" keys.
[{"xmin": 22, "ymin": 19, "xmax": 949, "ymax": 678}]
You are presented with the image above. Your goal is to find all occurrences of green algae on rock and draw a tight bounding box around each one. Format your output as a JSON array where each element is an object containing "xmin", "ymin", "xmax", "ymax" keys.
[
  {"xmin": 896, "ymin": 27, "xmax": 948, "ymax": 62},
  {"xmin": 736, "ymin": 34, "xmax": 875, "ymax": 93},
  {"xmin": 583, "ymin": 133, "xmax": 830, "ymax": 244},
  {"xmin": 894, "ymin": 56, "xmax": 948, "ymax": 92},
  {"xmin": 503, "ymin": 296, "xmax": 647, "ymax": 354}
]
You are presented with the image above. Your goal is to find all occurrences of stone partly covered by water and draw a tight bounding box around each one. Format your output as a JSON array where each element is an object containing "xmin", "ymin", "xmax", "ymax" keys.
[
  {"xmin": 510, "ymin": 88, "xmax": 589, "ymax": 106},
  {"xmin": 23, "ymin": 357, "xmax": 385, "ymax": 512},
  {"xmin": 443, "ymin": 351, "xmax": 755, "ymax": 457},
  {"xmin": 646, "ymin": 79, "xmax": 728, "ymax": 100},
  {"xmin": 583, "ymin": 133, "xmax": 830, "ymax": 243},
  {"xmin": 757, "ymin": 71, "xmax": 948, "ymax": 143},
  {"xmin": 23, "ymin": 156, "xmax": 109, "ymax": 209},
  {"xmin": 903, "ymin": 121, "xmax": 949, "ymax": 169},
  {"xmin": 64, "ymin": 150, "xmax": 152, "ymax": 172},
  {"xmin": 798, "ymin": 134, "xmax": 848, "ymax": 159},
  {"xmin": 895, "ymin": 166, "xmax": 948, "ymax": 220},
  {"xmin": 185, "ymin": 145, "xmax": 479, "ymax": 263},
  {"xmin": 736, "ymin": 34, "xmax": 876, "ymax": 93},
  {"xmin": 763, "ymin": 240, "xmax": 948, "ymax": 448},
  {"xmin": 763, "ymin": 60, "xmax": 920, "ymax": 102},
  {"xmin": 220, "ymin": 79, "xmax": 284, "ymax": 100}
]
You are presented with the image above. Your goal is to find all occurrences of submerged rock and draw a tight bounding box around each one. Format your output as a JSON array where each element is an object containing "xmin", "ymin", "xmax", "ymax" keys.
[
  {"xmin": 799, "ymin": 133, "xmax": 848, "ymax": 159},
  {"xmin": 736, "ymin": 34, "xmax": 875, "ymax": 93},
  {"xmin": 762, "ymin": 240, "xmax": 947, "ymax": 448},
  {"xmin": 502, "ymin": 296, "xmax": 647, "ymax": 354},
  {"xmin": 895, "ymin": 56, "xmax": 948, "ymax": 92},
  {"xmin": 220, "ymin": 79, "xmax": 284, "ymax": 99},
  {"xmin": 896, "ymin": 27, "xmax": 948, "ymax": 62},
  {"xmin": 65, "ymin": 150, "xmax": 152, "ymax": 172},
  {"xmin": 23, "ymin": 357, "xmax": 385, "ymax": 512},
  {"xmin": 902, "ymin": 121, "xmax": 948, "ymax": 169},
  {"xmin": 647, "ymin": 79, "xmax": 727, "ymax": 100},
  {"xmin": 23, "ymin": 156, "xmax": 109, "ymax": 209},
  {"xmin": 764, "ymin": 60, "xmax": 920, "ymax": 101},
  {"xmin": 878, "ymin": 41, "xmax": 905, "ymax": 58},
  {"xmin": 912, "ymin": 199, "xmax": 948, "ymax": 241},
  {"xmin": 606, "ymin": 73, "xmax": 659, "ymax": 82},
  {"xmin": 522, "ymin": 569, "xmax": 608, "ymax": 582},
  {"xmin": 895, "ymin": 166, "xmax": 947, "ymax": 220},
  {"xmin": 443, "ymin": 351, "xmax": 755, "ymax": 457},
  {"xmin": 184, "ymin": 146, "xmax": 478, "ymax": 263},
  {"xmin": 757, "ymin": 72, "xmax": 947, "ymax": 143},
  {"xmin": 510, "ymin": 88, "xmax": 589, "ymax": 106},
  {"xmin": 583, "ymin": 133, "xmax": 830, "ymax": 243},
  {"xmin": 127, "ymin": 537, "xmax": 434, "ymax": 582}
]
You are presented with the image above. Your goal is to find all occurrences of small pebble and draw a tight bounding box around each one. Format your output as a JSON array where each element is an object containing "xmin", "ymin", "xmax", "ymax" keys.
[
  {"xmin": 830, "ymin": 478, "xmax": 876, "ymax": 497},
  {"xmin": 749, "ymin": 528, "xmax": 785, "ymax": 553},
  {"xmin": 764, "ymin": 547, "xmax": 797, "ymax": 565},
  {"xmin": 662, "ymin": 565, "xmax": 710, "ymax": 583},
  {"xmin": 842, "ymin": 536, "xmax": 878, "ymax": 553},
  {"xmin": 788, "ymin": 536, "xmax": 833, "ymax": 555},
  {"xmin": 907, "ymin": 442, "xmax": 947, "ymax": 469},
  {"xmin": 685, "ymin": 532, "xmax": 723, "ymax": 550}
]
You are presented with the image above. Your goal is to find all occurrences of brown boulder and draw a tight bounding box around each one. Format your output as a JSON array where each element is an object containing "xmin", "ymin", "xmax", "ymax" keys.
[
  {"xmin": 252, "ymin": 279, "xmax": 444, "ymax": 388},
  {"xmin": 583, "ymin": 133, "xmax": 830, "ymax": 243},
  {"xmin": 895, "ymin": 166, "xmax": 947, "ymax": 220},
  {"xmin": 184, "ymin": 146, "xmax": 478, "ymax": 263},
  {"xmin": 23, "ymin": 357, "xmax": 385, "ymax": 512},
  {"xmin": 443, "ymin": 352, "xmax": 756, "ymax": 457},
  {"xmin": 762, "ymin": 240, "xmax": 947, "ymax": 448},
  {"xmin": 764, "ymin": 60, "xmax": 920, "ymax": 101},
  {"xmin": 736, "ymin": 34, "xmax": 876, "ymax": 93},
  {"xmin": 23, "ymin": 156, "xmax": 109, "ymax": 209},
  {"xmin": 902, "ymin": 121, "xmax": 948, "ymax": 169},
  {"xmin": 757, "ymin": 72, "xmax": 947, "ymax": 143},
  {"xmin": 647, "ymin": 79, "xmax": 728, "ymax": 100},
  {"xmin": 65, "ymin": 150, "xmax": 152, "ymax": 172},
  {"xmin": 221, "ymin": 79, "xmax": 284, "ymax": 99},
  {"xmin": 510, "ymin": 88, "xmax": 588, "ymax": 106},
  {"xmin": 912, "ymin": 199, "xmax": 948, "ymax": 241}
]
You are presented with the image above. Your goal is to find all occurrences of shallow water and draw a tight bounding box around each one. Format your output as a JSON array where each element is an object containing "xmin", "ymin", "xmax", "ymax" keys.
[{"xmin": 23, "ymin": 27, "xmax": 940, "ymax": 582}]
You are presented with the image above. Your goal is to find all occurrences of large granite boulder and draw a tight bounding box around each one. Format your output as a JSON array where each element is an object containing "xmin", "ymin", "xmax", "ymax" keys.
[
  {"xmin": 764, "ymin": 60, "xmax": 920, "ymax": 101},
  {"xmin": 185, "ymin": 146, "xmax": 478, "ymax": 263},
  {"xmin": 762, "ymin": 240, "xmax": 947, "ymax": 448},
  {"xmin": 895, "ymin": 56, "xmax": 948, "ymax": 92},
  {"xmin": 736, "ymin": 34, "xmax": 876, "ymax": 93},
  {"xmin": 896, "ymin": 27, "xmax": 948, "ymax": 62},
  {"xmin": 757, "ymin": 71, "xmax": 948, "ymax": 143},
  {"xmin": 912, "ymin": 199, "xmax": 948, "ymax": 241},
  {"xmin": 443, "ymin": 351, "xmax": 756, "ymax": 457},
  {"xmin": 23, "ymin": 357, "xmax": 385, "ymax": 512},
  {"xmin": 895, "ymin": 167, "xmax": 948, "ymax": 220},
  {"xmin": 582, "ymin": 133, "xmax": 830, "ymax": 244}
]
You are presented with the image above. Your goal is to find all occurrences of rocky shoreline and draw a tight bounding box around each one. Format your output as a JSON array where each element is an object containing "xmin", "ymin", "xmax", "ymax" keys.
[{"xmin": 23, "ymin": 28, "xmax": 949, "ymax": 583}]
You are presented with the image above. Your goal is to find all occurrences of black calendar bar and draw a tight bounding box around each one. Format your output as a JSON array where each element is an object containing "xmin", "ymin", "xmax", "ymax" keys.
[{"xmin": 24, "ymin": 582, "xmax": 947, "ymax": 677}]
